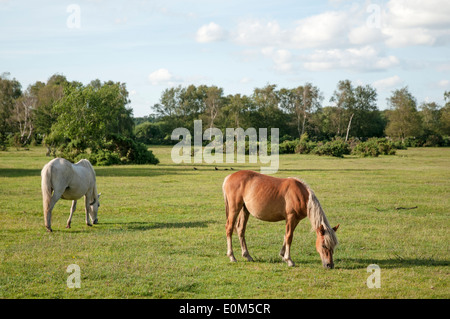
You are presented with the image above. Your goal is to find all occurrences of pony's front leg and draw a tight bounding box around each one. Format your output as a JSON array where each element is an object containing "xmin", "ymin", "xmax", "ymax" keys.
[
  {"xmin": 66, "ymin": 200, "xmax": 77, "ymax": 228},
  {"xmin": 84, "ymin": 197, "xmax": 92, "ymax": 227},
  {"xmin": 282, "ymin": 216, "xmax": 299, "ymax": 267}
]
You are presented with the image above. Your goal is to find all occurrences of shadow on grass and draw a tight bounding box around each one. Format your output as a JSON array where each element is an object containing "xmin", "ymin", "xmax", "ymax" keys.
[
  {"xmin": 99, "ymin": 220, "xmax": 216, "ymax": 231},
  {"xmin": 0, "ymin": 168, "xmax": 42, "ymax": 178},
  {"xmin": 237, "ymin": 255, "xmax": 450, "ymax": 269},
  {"xmin": 0, "ymin": 167, "xmax": 187, "ymax": 178},
  {"xmin": 336, "ymin": 257, "xmax": 450, "ymax": 269}
]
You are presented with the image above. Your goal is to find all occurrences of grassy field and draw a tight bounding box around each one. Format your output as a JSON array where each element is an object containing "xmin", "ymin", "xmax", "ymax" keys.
[{"xmin": 0, "ymin": 145, "xmax": 449, "ymax": 299}]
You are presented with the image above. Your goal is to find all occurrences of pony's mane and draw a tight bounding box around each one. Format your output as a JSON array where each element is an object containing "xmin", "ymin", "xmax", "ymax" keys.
[{"xmin": 290, "ymin": 177, "xmax": 338, "ymax": 251}]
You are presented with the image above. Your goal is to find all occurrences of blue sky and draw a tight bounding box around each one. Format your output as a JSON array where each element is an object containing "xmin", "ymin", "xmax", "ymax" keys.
[{"xmin": 1, "ymin": 0, "xmax": 450, "ymax": 117}]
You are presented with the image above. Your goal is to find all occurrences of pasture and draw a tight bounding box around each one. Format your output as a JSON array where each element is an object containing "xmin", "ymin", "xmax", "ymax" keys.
[{"xmin": 0, "ymin": 146, "xmax": 449, "ymax": 299}]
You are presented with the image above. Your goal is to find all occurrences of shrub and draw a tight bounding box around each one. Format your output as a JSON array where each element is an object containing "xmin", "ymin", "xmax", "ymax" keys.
[
  {"xmin": 352, "ymin": 138, "xmax": 396, "ymax": 157},
  {"xmin": 295, "ymin": 133, "xmax": 317, "ymax": 154},
  {"xmin": 279, "ymin": 139, "xmax": 299, "ymax": 154},
  {"xmin": 312, "ymin": 137, "xmax": 350, "ymax": 158}
]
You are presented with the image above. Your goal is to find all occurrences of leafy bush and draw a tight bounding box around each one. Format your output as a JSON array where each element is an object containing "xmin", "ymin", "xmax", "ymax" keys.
[
  {"xmin": 312, "ymin": 137, "xmax": 350, "ymax": 158},
  {"xmin": 103, "ymin": 134, "xmax": 159, "ymax": 165},
  {"xmin": 295, "ymin": 133, "xmax": 318, "ymax": 154},
  {"xmin": 352, "ymin": 139, "xmax": 381, "ymax": 157},
  {"xmin": 351, "ymin": 138, "xmax": 396, "ymax": 157},
  {"xmin": 279, "ymin": 139, "xmax": 299, "ymax": 154}
]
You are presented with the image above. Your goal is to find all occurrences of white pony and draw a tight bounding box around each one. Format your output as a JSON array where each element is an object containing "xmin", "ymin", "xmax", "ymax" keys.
[{"xmin": 41, "ymin": 158, "xmax": 101, "ymax": 232}]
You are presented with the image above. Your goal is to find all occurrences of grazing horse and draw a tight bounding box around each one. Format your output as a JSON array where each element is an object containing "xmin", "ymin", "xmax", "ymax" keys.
[
  {"xmin": 222, "ymin": 170, "xmax": 339, "ymax": 269},
  {"xmin": 41, "ymin": 158, "xmax": 100, "ymax": 232}
]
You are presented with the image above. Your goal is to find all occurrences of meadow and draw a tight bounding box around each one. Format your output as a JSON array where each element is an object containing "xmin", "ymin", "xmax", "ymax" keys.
[{"xmin": 0, "ymin": 145, "xmax": 449, "ymax": 299}]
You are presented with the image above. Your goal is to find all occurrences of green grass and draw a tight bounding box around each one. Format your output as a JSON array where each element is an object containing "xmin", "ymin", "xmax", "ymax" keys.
[{"xmin": 0, "ymin": 145, "xmax": 449, "ymax": 298}]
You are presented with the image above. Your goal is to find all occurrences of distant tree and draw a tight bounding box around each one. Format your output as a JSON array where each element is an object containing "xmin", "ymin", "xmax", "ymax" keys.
[
  {"xmin": 13, "ymin": 89, "xmax": 36, "ymax": 146},
  {"xmin": 440, "ymin": 91, "xmax": 450, "ymax": 135},
  {"xmin": 44, "ymin": 80, "xmax": 158, "ymax": 165},
  {"xmin": 251, "ymin": 84, "xmax": 289, "ymax": 135},
  {"xmin": 385, "ymin": 87, "xmax": 422, "ymax": 141},
  {"xmin": 32, "ymin": 74, "xmax": 68, "ymax": 143},
  {"xmin": 420, "ymin": 102, "xmax": 442, "ymax": 135},
  {"xmin": 204, "ymin": 85, "xmax": 224, "ymax": 135},
  {"xmin": 279, "ymin": 83, "xmax": 323, "ymax": 139},
  {"xmin": 329, "ymin": 80, "xmax": 383, "ymax": 140},
  {"xmin": 0, "ymin": 73, "xmax": 22, "ymax": 149},
  {"xmin": 221, "ymin": 93, "xmax": 254, "ymax": 128},
  {"xmin": 330, "ymin": 80, "xmax": 355, "ymax": 139}
]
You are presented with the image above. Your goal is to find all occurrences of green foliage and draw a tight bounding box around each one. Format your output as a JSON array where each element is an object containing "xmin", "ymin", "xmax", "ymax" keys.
[
  {"xmin": 312, "ymin": 137, "xmax": 350, "ymax": 158},
  {"xmin": 351, "ymin": 138, "xmax": 397, "ymax": 157},
  {"xmin": 44, "ymin": 80, "xmax": 158, "ymax": 165},
  {"xmin": 279, "ymin": 139, "xmax": 299, "ymax": 154}
]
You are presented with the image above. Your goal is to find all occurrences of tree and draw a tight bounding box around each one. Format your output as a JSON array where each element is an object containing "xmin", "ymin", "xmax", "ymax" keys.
[
  {"xmin": 13, "ymin": 89, "xmax": 36, "ymax": 146},
  {"xmin": 330, "ymin": 80, "xmax": 383, "ymax": 140},
  {"xmin": 221, "ymin": 93, "xmax": 254, "ymax": 128},
  {"xmin": 32, "ymin": 74, "xmax": 69, "ymax": 148},
  {"xmin": 0, "ymin": 73, "xmax": 22, "ymax": 149},
  {"xmin": 440, "ymin": 91, "xmax": 450, "ymax": 135},
  {"xmin": 420, "ymin": 102, "xmax": 442, "ymax": 135},
  {"xmin": 385, "ymin": 87, "xmax": 422, "ymax": 141},
  {"xmin": 46, "ymin": 80, "xmax": 157, "ymax": 165},
  {"xmin": 280, "ymin": 83, "xmax": 323, "ymax": 139},
  {"xmin": 330, "ymin": 80, "xmax": 355, "ymax": 139},
  {"xmin": 204, "ymin": 85, "xmax": 224, "ymax": 135}
]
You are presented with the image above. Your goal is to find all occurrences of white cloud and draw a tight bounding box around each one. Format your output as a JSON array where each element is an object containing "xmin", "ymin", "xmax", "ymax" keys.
[
  {"xmin": 372, "ymin": 75, "xmax": 403, "ymax": 90},
  {"xmin": 436, "ymin": 79, "xmax": 450, "ymax": 88},
  {"xmin": 302, "ymin": 46, "xmax": 399, "ymax": 72},
  {"xmin": 234, "ymin": 19, "xmax": 285, "ymax": 47},
  {"xmin": 148, "ymin": 68, "xmax": 173, "ymax": 85},
  {"xmin": 382, "ymin": 0, "xmax": 450, "ymax": 47},
  {"xmin": 261, "ymin": 47, "xmax": 293, "ymax": 72},
  {"xmin": 196, "ymin": 22, "xmax": 226, "ymax": 43},
  {"xmin": 292, "ymin": 11, "xmax": 350, "ymax": 48}
]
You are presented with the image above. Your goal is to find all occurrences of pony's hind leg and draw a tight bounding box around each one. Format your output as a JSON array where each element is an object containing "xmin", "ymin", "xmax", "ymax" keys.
[
  {"xmin": 66, "ymin": 200, "xmax": 77, "ymax": 228},
  {"xmin": 236, "ymin": 206, "xmax": 253, "ymax": 262},
  {"xmin": 44, "ymin": 190, "xmax": 63, "ymax": 232},
  {"xmin": 225, "ymin": 198, "xmax": 244, "ymax": 263}
]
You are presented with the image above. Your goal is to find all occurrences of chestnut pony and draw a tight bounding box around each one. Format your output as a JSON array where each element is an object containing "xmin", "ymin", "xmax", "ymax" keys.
[{"xmin": 222, "ymin": 170, "xmax": 339, "ymax": 269}]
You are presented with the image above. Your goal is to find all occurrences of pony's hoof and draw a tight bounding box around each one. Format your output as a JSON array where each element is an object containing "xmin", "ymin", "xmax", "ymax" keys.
[
  {"xmin": 287, "ymin": 261, "xmax": 295, "ymax": 267},
  {"xmin": 86, "ymin": 223, "xmax": 92, "ymax": 227},
  {"xmin": 46, "ymin": 226, "xmax": 53, "ymax": 232},
  {"xmin": 66, "ymin": 224, "xmax": 71, "ymax": 229},
  {"xmin": 243, "ymin": 254, "xmax": 254, "ymax": 262},
  {"xmin": 93, "ymin": 219, "xmax": 98, "ymax": 224}
]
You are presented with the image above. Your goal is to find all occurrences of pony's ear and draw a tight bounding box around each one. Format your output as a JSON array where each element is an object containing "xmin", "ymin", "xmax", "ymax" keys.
[
  {"xmin": 333, "ymin": 224, "xmax": 340, "ymax": 232},
  {"xmin": 318, "ymin": 224, "xmax": 325, "ymax": 236}
]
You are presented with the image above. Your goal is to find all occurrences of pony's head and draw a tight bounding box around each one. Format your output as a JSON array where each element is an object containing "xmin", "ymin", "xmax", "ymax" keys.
[
  {"xmin": 315, "ymin": 224, "xmax": 339, "ymax": 269},
  {"xmin": 89, "ymin": 193, "xmax": 101, "ymax": 224}
]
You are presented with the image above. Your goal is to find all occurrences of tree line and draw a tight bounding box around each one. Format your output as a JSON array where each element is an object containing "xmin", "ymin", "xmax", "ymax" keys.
[
  {"xmin": 1, "ymin": 71, "xmax": 449, "ymax": 163},
  {"xmin": 136, "ymin": 80, "xmax": 450, "ymax": 149}
]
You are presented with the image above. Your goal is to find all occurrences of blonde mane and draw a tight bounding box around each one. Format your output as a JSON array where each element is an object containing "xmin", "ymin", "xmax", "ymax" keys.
[{"xmin": 290, "ymin": 177, "xmax": 338, "ymax": 251}]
